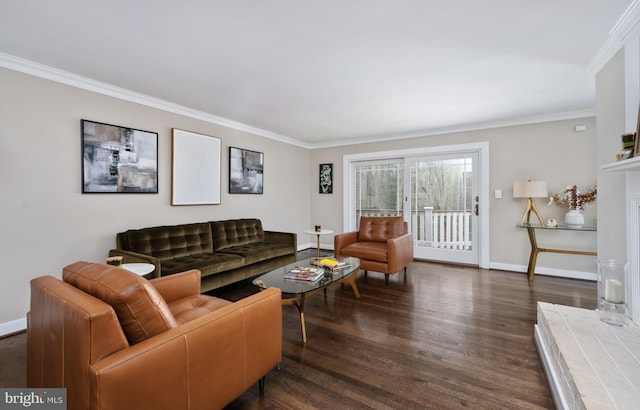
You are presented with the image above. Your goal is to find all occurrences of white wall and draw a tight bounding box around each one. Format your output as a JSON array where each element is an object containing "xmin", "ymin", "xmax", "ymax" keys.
[
  {"xmin": 0, "ymin": 68, "xmax": 311, "ymax": 330},
  {"xmin": 595, "ymin": 49, "xmax": 627, "ymax": 262}
]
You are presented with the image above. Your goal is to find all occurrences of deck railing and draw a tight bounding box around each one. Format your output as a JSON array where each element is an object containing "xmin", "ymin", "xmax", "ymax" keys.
[{"xmin": 357, "ymin": 208, "xmax": 472, "ymax": 250}]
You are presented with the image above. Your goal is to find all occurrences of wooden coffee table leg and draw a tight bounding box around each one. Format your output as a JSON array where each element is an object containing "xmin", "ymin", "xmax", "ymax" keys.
[
  {"xmin": 334, "ymin": 268, "xmax": 361, "ymax": 299},
  {"xmin": 298, "ymin": 295, "xmax": 307, "ymax": 343},
  {"xmin": 283, "ymin": 294, "xmax": 307, "ymax": 343}
]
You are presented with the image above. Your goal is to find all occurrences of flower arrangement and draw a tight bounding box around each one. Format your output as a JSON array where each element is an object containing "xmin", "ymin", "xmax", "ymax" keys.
[{"xmin": 548, "ymin": 185, "xmax": 597, "ymax": 210}]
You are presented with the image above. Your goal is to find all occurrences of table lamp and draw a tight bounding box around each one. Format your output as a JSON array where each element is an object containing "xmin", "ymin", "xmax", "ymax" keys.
[{"xmin": 513, "ymin": 180, "xmax": 548, "ymax": 226}]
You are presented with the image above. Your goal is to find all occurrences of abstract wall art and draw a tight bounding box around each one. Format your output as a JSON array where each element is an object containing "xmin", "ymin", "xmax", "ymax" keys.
[{"xmin": 81, "ymin": 119, "xmax": 158, "ymax": 193}]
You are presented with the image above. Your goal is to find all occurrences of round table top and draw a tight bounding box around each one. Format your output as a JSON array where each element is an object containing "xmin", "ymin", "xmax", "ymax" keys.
[
  {"xmin": 304, "ymin": 229, "xmax": 334, "ymax": 235},
  {"xmin": 122, "ymin": 263, "xmax": 155, "ymax": 276}
]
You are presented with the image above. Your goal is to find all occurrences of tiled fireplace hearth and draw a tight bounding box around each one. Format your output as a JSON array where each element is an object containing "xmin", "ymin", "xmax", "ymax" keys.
[{"xmin": 535, "ymin": 303, "xmax": 640, "ymax": 409}]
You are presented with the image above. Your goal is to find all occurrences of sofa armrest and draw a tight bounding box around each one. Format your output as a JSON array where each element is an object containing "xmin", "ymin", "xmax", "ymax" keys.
[
  {"xmin": 87, "ymin": 288, "xmax": 282, "ymax": 410},
  {"xmin": 28, "ymin": 276, "xmax": 130, "ymax": 403},
  {"xmin": 387, "ymin": 233, "xmax": 414, "ymax": 273},
  {"xmin": 264, "ymin": 231, "xmax": 297, "ymax": 247},
  {"xmin": 108, "ymin": 249, "xmax": 161, "ymax": 278},
  {"xmin": 334, "ymin": 231, "xmax": 358, "ymax": 258},
  {"xmin": 149, "ymin": 269, "xmax": 201, "ymax": 303}
]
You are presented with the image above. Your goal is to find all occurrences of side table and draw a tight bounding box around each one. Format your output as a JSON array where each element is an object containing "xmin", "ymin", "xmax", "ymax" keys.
[
  {"xmin": 122, "ymin": 263, "xmax": 155, "ymax": 276},
  {"xmin": 517, "ymin": 223, "xmax": 596, "ymax": 281},
  {"xmin": 304, "ymin": 229, "xmax": 334, "ymax": 257}
]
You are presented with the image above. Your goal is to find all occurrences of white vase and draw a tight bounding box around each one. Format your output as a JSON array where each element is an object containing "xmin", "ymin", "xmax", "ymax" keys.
[{"xmin": 564, "ymin": 209, "xmax": 584, "ymax": 228}]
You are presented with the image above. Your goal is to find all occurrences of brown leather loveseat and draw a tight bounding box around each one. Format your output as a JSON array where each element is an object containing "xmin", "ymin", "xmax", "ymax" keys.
[
  {"xmin": 334, "ymin": 216, "xmax": 413, "ymax": 285},
  {"xmin": 28, "ymin": 261, "xmax": 282, "ymax": 410}
]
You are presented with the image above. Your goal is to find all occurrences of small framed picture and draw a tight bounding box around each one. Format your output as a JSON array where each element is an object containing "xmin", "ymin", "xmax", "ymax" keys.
[
  {"xmin": 81, "ymin": 119, "xmax": 158, "ymax": 193},
  {"xmin": 229, "ymin": 147, "xmax": 264, "ymax": 194},
  {"xmin": 319, "ymin": 163, "xmax": 333, "ymax": 194}
]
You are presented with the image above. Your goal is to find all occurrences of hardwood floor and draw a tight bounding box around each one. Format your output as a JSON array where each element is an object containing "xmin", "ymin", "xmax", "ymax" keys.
[{"xmin": 0, "ymin": 250, "xmax": 596, "ymax": 409}]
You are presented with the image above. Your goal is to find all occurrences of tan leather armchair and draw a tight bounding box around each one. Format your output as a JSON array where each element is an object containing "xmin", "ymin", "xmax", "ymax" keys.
[
  {"xmin": 28, "ymin": 262, "xmax": 282, "ymax": 410},
  {"xmin": 334, "ymin": 216, "xmax": 414, "ymax": 285}
]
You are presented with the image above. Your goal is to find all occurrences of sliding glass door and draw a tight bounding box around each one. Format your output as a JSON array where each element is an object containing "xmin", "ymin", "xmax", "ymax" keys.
[{"xmin": 346, "ymin": 144, "xmax": 486, "ymax": 267}]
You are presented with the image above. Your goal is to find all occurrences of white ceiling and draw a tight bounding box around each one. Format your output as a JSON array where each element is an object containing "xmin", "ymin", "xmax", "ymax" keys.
[{"xmin": 0, "ymin": 0, "xmax": 633, "ymax": 147}]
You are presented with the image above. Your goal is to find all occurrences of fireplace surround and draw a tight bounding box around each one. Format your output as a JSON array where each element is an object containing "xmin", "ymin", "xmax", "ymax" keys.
[
  {"xmin": 534, "ymin": 158, "xmax": 640, "ymax": 409},
  {"xmin": 601, "ymin": 156, "xmax": 640, "ymax": 326}
]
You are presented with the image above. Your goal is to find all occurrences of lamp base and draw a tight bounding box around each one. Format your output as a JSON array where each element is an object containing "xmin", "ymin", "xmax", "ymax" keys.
[{"xmin": 519, "ymin": 197, "xmax": 544, "ymax": 226}]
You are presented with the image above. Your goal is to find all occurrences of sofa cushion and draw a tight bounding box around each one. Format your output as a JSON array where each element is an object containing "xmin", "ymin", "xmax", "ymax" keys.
[
  {"xmin": 168, "ymin": 295, "xmax": 232, "ymax": 325},
  {"xmin": 340, "ymin": 242, "xmax": 388, "ymax": 263},
  {"xmin": 218, "ymin": 242, "xmax": 294, "ymax": 265},
  {"xmin": 122, "ymin": 223, "xmax": 214, "ymax": 261},
  {"xmin": 211, "ymin": 219, "xmax": 264, "ymax": 251},
  {"xmin": 160, "ymin": 252, "xmax": 245, "ymax": 276},
  {"xmin": 62, "ymin": 261, "xmax": 177, "ymax": 345},
  {"xmin": 358, "ymin": 216, "xmax": 405, "ymax": 243}
]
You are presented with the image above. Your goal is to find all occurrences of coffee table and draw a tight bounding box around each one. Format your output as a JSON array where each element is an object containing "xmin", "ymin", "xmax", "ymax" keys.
[{"xmin": 253, "ymin": 257, "xmax": 360, "ymax": 343}]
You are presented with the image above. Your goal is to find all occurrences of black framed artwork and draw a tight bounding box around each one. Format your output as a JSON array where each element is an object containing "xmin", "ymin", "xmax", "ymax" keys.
[
  {"xmin": 229, "ymin": 147, "xmax": 264, "ymax": 194},
  {"xmin": 81, "ymin": 119, "xmax": 158, "ymax": 193},
  {"xmin": 319, "ymin": 163, "xmax": 333, "ymax": 194}
]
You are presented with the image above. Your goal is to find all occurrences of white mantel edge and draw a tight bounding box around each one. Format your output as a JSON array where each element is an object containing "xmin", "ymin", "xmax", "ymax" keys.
[{"xmin": 601, "ymin": 156, "xmax": 640, "ymax": 172}]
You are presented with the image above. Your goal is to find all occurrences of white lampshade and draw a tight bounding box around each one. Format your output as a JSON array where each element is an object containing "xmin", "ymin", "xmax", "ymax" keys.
[{"xmin": 513, "ymin": 181, "xmax": 548, "ymax": 198}]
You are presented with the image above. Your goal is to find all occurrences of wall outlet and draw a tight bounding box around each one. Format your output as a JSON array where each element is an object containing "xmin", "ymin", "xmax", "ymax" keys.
[{"xmin": 494, "ymin": 190, "xmax": 502, "ymax": 199}]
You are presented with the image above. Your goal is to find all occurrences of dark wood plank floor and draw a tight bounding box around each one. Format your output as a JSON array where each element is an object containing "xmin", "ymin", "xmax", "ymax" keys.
[{"xmin": 0, "ymin": 250, "xmax": 596, "ymax": 409}]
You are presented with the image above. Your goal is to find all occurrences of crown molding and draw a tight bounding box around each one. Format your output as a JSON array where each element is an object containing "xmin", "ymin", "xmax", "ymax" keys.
[
  {"xmin": 588, "ymin": 0, "xmax": 640, "ymax": 75},
  {"xmin": 0, "ymin": 51, "xmax": 596, "ymax": 151},
  {"xmin": 0, "ymin": 52, "xmax": 311, "ymax": 149},
  {"xmin": 309, "ymin": 109, "xmax": 596, "ymax": 149}
]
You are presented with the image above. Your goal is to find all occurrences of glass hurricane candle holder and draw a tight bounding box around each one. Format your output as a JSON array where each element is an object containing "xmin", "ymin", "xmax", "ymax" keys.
[{"xmin": 598, "ymin": 259, "xmax": 627, "ymax": 326}]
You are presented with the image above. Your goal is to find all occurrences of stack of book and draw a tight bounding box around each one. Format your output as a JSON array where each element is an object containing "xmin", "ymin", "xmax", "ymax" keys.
[
  {"xmin": 283, "ymin": 266, "xmax": 325, "ymax": 282},
  {"xmin": 311, "ymin": 258, "xmax": 350, "ymax": 272}
]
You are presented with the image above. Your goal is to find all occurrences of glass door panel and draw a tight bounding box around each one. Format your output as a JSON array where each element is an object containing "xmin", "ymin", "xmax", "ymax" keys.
[
  {"xmin": 406, "ymin": 153, "xmax": 478, "ymax": 264},
  {"xmin": 354, "ymin": 159, "xmax": 403, "ymax": 228}
]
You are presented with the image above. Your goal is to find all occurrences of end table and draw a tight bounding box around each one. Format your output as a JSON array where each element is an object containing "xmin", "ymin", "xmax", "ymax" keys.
[{"xmin": 304, "ymin": 229, "xmax": 334, "ymax": 257}]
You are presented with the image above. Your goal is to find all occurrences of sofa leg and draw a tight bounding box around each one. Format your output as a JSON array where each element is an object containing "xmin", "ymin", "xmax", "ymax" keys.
[
  {"xmin": 364, "ymin": 270, "xmax": 368, "ymax": 281},
  {"xmin": 259, "ymin": 376, "xmax": 266, "ymax": 396},
  {"xmin": 385, "ymin": 274, "xmax": 389, "ymax": 286}
]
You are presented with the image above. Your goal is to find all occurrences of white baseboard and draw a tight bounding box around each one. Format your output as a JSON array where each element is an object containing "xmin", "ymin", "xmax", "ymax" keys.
[
  {"xmin": 0, "ymin": 317, "xmax": 26, "ymax": 337},
  {"xmin": 297, "ymin": 243, "xmax": 334, "ymax": 252},
  {"xmin": 490, "ymin": 262, "xmax": 596, "ymax": 281}
]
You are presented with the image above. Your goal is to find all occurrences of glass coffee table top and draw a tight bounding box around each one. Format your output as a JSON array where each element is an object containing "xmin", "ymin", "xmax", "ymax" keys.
[{"xmin": 253, "ymin": 256, "xmax": 360, "ymax": 295}]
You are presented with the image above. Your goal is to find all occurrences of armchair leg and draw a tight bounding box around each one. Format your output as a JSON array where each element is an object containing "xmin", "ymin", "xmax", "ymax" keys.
[
  {"xmin": 259, "ymin": 376, "xmax": 266, "ymax": 397},
  {"xmin": 385, "ymin": 274, "xmax": 389, "ymax": 286}
]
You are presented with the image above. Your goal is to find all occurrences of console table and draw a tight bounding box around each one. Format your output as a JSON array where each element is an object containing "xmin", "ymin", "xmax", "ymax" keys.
[{"xmin": 517, "ymin": 223, "xmax": 597, "ymax": 281}]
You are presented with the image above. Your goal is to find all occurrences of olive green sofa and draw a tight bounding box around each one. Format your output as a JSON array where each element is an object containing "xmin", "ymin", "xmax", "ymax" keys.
[{"xmin": 109, "ymin": 218, "xmax": 296, "ymax": 293}]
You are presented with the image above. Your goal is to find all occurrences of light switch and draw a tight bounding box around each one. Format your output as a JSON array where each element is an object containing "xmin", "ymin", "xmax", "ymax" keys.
[{"xmin": 494, "ymin": 190, "xmax": 502, "ymax": 199}]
